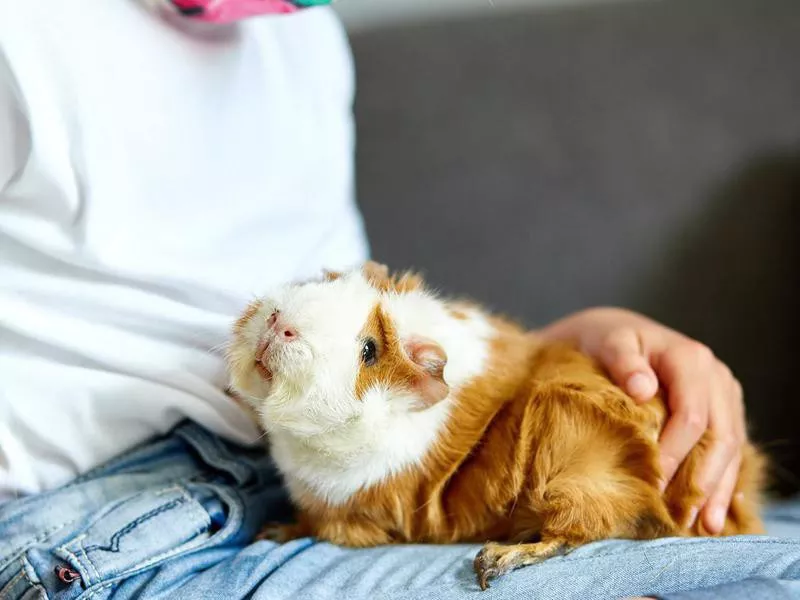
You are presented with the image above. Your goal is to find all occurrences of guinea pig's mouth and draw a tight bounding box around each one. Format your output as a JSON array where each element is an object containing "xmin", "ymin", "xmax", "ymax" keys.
[
  {"xmin": 254, "ymin": 360, "xmax": 273, "ymax": 382},
  {"xmin": 254, "ymin": 336, "xmax": 275, "ymax": 382}
]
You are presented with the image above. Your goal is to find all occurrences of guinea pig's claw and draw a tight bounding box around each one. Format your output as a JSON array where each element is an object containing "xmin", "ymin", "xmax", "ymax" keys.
[
  {"xmin": 256, "ymin": 522, "xmax": 308, "ymax": 544},
  {"xmin": 473, "ymin": 545, "xmax": 504, "ymax": 591},
  {"xmin": 474, "ymin": 540, "xmax": 568, "ymax": 590}
]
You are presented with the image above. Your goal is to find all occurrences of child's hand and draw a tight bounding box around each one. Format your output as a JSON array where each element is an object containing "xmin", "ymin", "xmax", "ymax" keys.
[{"xmin": 539, "ymin": 307, "xmax": 746, "ymax": 535}]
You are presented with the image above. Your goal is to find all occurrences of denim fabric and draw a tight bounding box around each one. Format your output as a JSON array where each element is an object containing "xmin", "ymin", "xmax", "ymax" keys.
[
  {"xmin": 657, "ymin": 577, "xmax": 800, "ymax": 600},
  {"xmin": 1, "ymin": 422, "xmax": 799, "ymax": 600}
]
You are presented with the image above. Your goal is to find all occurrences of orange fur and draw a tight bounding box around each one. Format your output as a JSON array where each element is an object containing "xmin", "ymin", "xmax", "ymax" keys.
[
  {"xmin": 356, "ymin": 305, "xmax": 415, "ymax": 399},
  {"xmin": 260, "ymin": 267, "xmax": 766, "ymax": 588},
  {"xmin": 234, "ymin": 299, "xmax": 263, "ymax": 332},
  {"xmin": 362, "ymin": 260, "xmax": 424, "ymax": 294}
]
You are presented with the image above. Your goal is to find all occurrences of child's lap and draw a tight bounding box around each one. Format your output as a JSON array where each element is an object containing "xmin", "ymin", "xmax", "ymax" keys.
[{"xmin": 1, "ymin": 422, "xmax": 799, "ymax": 600}]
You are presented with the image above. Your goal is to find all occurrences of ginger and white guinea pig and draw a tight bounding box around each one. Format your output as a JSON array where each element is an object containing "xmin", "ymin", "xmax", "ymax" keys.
[{"xmin": 226, "ymin": 261, "xmax": 766, "ymax": 590}]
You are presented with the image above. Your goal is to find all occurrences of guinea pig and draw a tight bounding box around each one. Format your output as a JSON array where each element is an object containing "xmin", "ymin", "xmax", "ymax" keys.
[{"xmin": 226, "ymin": 261, "xmax": 766, "ymax": 590}]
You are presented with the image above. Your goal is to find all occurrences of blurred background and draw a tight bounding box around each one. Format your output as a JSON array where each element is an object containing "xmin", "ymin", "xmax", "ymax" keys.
[
  {"xmin": 336, "ymin": 0, "xmax": 800, "ymax": 495},
  {"xmin": 333, "ymin": 0, "xmax": 603, "ymax": 30}
]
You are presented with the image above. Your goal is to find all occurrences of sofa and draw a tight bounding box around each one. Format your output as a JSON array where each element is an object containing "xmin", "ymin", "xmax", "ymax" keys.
[{"xmin": 349, "ymin": 0, "xmax": 800, "ymax": 495}]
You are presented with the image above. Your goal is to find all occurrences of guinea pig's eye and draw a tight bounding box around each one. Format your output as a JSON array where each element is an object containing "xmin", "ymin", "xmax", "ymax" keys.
[{"xmin": 361, "ymin": 338, "xmax": 378, "ymax": 366}]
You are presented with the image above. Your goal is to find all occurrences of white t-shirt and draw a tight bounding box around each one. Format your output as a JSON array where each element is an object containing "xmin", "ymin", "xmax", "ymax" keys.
[{"xmin": 0, "ymin": 1, "xmax": 368, "ymax": 501}]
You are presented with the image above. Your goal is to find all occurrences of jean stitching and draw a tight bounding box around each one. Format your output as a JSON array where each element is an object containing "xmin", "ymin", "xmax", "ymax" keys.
[
  {"xmin": 0, "ymin": 568, "xmax": 26, "ymax": 598},
  {"xmin": 67, "ymin": 452, "xmax": 149, "ymax": 488},
  {"xmin": 21, "ymin": 553, "xmax": 41, "ymax": 587},
  {"xmin": 123, "ymin": 485, "xmax": 239, "ymax": 571},
  {"xmin": 73, "ymin": 485, "xmax": 243, "ymax": 597},
  {"xmin": 82, "ymin": 579, "xmax": 114, "ymax": 600},
  {"xmin": 51, "ymin": 485, "xmax": 198, "ymax": 586},
  {"xmin": 0, "ymin": 560, "xmax": 47, "ymax": 600},
  {"xmin": 79, "ymin": 536, "xmax": 102, "ymax": 583},
  {"xmin": 81, "ymin": 497, "xmax": 188, "ymax": 553},
  {"xmin": 184, "ymin": 492, "xmax": 213, "ymax": 535},
  {"xmin": 1, "ymin": 461, "xmax": 208, "ymax": 570},
  {"xmin": 75, "ymin": 485, "xmax": 188, "ymax": 554},
  {"xmin": 66, "ymin": 431, "xmax": 182, "ymax": 490},
  {"xmin": 0, "ymin": 517, "xmax": 83, "ymax": 572},
  {"xmin": 21, "ymin": 557, "xmax": 49, "ymax": 600},
  {"xmin": 201, "ymin": 484, "xmax": 243, "ymax": 547},
  {"xmin": 80, "ymin": 579, "xmax": 109, "ymax": 600},
  {"xmin": 176, "ymin": 427, "xmax": 252, "ymax": 484},
  {"xmin": 59, "ymin": 539, "xmax": 93, "ymax": 586},
  {"xmin": 64, "ymin": 483, "xmax": 232, "ymax": 591},
  {"xmin": 76, "ymin": 534, "xmax": 208, "ymax": 600}
]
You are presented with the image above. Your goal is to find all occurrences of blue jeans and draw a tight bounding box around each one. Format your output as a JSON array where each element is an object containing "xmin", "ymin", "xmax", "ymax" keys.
[{"xmin": 1, "ymin": 422, "xmax": 799, "ymax": 600}]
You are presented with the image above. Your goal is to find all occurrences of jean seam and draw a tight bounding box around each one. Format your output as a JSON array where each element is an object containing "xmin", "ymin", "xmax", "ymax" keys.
[
  {"xmin": 82, "ymin": 579, "xmax": 114, "ymax": 600},
  {"xmin": 58, "ymin": 536, "xmax": 93, "ymax": 587},
  {"xmin": 22, "ymin": 555, "xmax": 49, "ymax": 600},
  {"xmin": 0, "ymin": 568, "xmax": 26, "ymax": 598},
  {"xmin": 65, "ymin": 441, "xmax": 170, "ymax": 489},
  {"xmin": 66, "ymin": 426, "xmax": 186, "ymax": 489},
  {"xmin": 68, "ymin": 453, "xmax": 148, "ymax": 488},
  {"xmin": 204, "ymin": 483, "xmax": 244, "ymax": 547},
  {"xmin": 65, "ymin": 483, "xmax": 240, "ymax": 593},
  {"xmin": 0, "ymin": 517, "xmax": 83, "ymax": 572},
  {"xmin": 0, "ymin": 475, "xmax": 212, "ymax": 572},
  {"xmin": 176, "ymin": 426, "xmax": 252, "ymax": 485},
  {"xmin": 56, "ymin": 485, "xmax": 205, "ymax": 586},
  {"xmin": 80, "ymin": 536, "xmax": 103, "ymax": 583},
  {"xmin": 0, "ymin": 557, "xmax": 48, "ymax": 600},
  {"xmin": 21, "ymin": 554, "xmax": 41, "ymax": 588},
  {"xmin": 82, "ymin": 494, "xmax": 191, "ymax": 553},
  {"xmin": 74, "ymin": 530, "xmax": 216, "ymax": 599}
]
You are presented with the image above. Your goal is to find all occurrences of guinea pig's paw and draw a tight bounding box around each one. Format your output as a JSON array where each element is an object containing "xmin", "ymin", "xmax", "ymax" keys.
[
  {"xmin": 255, "ymin": 522, "xmax": 309, "ymax": 544},
  {"xmin": 473, "ymin": 543, "xmax": 507, "ymax": 591},
  {"xmin": 473, "ymin": 540, "xmax": 567, "ymax": 591}
]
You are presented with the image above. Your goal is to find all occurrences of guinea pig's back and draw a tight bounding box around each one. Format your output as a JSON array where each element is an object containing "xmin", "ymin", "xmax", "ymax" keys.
[{"xmin": 524, "ymin": 340, "xmax": 766, "ymax": 538}]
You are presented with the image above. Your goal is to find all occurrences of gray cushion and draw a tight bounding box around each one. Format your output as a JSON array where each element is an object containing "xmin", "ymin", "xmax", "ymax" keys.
[{"xmin": 350, "ymin": 0, "xmax": 800, "ymax": 493}]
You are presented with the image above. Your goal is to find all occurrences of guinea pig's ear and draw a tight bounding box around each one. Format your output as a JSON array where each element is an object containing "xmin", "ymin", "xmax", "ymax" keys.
[
  {"xmin": 392, "ymin": 271, "xmax": 425, "ymax": 294},
  {"xmin": 404, "ymin": 337, "xmax": 449, "ymax": 409},
  {"xmin": 363, "ymin": 261, "xmax": 425, "ymax": 294},
  {"xmin": 323, "ymin": 269, "xmax": 343, "ymax": 282},
  {"xmin": 362, "ymin": 261, "xmax": 390, "ymax": 285}
]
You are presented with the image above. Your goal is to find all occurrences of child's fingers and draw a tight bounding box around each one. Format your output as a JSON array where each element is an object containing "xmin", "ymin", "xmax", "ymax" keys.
[
  {"xmin": 654, "ymin": 343, "xmax": 715, "ymax": 486},
  {"xmin": 702, "ymin": 453, "xmax": 741, "ymax": 534},
  {"xmin": 597, "ymin": 328, "xmax": 658, "ymax": 401}
]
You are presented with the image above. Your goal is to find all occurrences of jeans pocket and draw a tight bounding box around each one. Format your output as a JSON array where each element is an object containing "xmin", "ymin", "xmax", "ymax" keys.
[{"xmin": 50, "ymin": 482, "xmax": 241, "ymax": 590}]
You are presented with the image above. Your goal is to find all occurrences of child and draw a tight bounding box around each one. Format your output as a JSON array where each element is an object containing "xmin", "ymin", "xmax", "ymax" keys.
[{"xmin": 1, "ymin": 1, "xmax": 793, "ymax": 599}]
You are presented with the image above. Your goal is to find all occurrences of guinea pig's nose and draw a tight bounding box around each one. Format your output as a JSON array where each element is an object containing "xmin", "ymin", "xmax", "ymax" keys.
[
  {"xmin": 279, "ymin": 327, "xmax": 298, "ymax": 341},
  {"xmin": 267, "ymin": 310, "xmax": 299, "ymax": 342}
]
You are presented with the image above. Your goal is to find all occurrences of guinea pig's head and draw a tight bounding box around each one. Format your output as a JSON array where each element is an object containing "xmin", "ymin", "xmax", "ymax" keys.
[{"xmin": 226, "ymin": 262, "xmax": 450, "ymax": 438}]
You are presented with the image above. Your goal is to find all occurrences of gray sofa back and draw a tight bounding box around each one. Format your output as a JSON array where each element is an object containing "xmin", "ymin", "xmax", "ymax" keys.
[{"xmin": 350, "ymin": 0, "xmax": 800, "ymax": 494}]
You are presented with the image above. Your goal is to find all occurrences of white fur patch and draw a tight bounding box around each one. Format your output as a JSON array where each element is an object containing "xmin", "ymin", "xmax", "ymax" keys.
[
  {"xmin": 228, "ymin": 272, "xmax": 493, "ymax": 506},
  {"xmin": 270, "ymin": 388, "xmax": 453, "ymax": 505},
  {"xmin": 383, "ymin": 291, "xmax": 492, "ymax": 389}
]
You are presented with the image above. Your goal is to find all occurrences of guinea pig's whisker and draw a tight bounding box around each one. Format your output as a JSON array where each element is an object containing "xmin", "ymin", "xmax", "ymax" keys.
[{"xmin": 207, "ymin": 340, "xmax": 230, "ymax": 355}]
